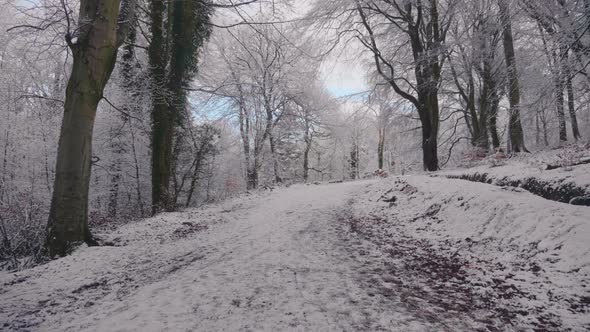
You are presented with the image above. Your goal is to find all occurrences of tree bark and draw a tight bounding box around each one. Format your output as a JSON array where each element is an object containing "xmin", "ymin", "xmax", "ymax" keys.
[
  {"xmin": 350, "ymin": 143, "xmax": 358, "ymax": 180},
  {"xmin": 108, "ymin": 29, "xmax": 137, "ymax": 218},
  {"xmin": 149, "ymin": 0, "xmax": 173, "ymax": 214},
  {"xmin": 303, "ymin": 109, "xmax": 312, "ymax": 182},
  {"xmin": 489, "ymin": 100, "xmax": 501, "ymax": 149},
  {"xmin": 564, "ymin": 50, "xmax": 581, "ymax": 140},
  {"xmin": 421, "ymin": 119, "xmax": 439, "ymax": 171},
  {"xmin": 498, "ymin": 0, "xmax": 527, "ymax": 153},
  {"xmin": 377, "ymin": 127, "xmax": 385, "ymax": 169},
  {"xmin": 555, "ymin": 50, "xmax": 568, "ymax": 142},
  {"xmin": 150, "ymin": 0, "xmax": 210, "ymax": 213},
  {"xmin": 303, "ymin": 141, "xmax": 311, "ymax": 182},
  {"xmin": 269, "ymin": 134, "xmax": 282, "ymax": 184},
  {"xmin": 107, "ymin": 127, "xmax": 122, "ymax": 218},
  {"xmin": 185, "ymin": 154, "xmax": 203, "ymax": 208},
  {"xmin": 47, "ymin": 0, "xmax": 135, "ymax": 257}
]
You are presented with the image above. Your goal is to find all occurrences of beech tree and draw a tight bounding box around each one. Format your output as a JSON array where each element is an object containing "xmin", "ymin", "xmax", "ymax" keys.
[
  {"xmin": 366, "ymin": 88, "xmax": 395, "ymax": 169},
  {"xmin": 313, "ymin": 0, "xmax": 455, "ymax": 171},
  {"xmin": 521, "ymin": 0, "xmax": 584, "ymax": 142},
  {"xmin": 46, "ymin": 0, "xmax": 136, "ymax": 256},
  {"xmin": 498, "ymin": 0, "xmax": 527, "ymax": 152},
  {"xmin": 447, "ymin": 0, "xmax": 503, "ymax": 152}
]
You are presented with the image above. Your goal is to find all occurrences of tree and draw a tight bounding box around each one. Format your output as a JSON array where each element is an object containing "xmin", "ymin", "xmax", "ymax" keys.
[
  {"xmin": 447, "ymin": 0, "xmax": 503, "ymax": 152},
  {"xmin": 367, "ymin": 88, "xmax": 395, "ymax": 169},
  {"xmin": 197, "ymin": 20, "xmax": 316, "ymax": 189},
  {"xmin": 349, "ymin": 0, "xmax": 453, "ymax": 171},
  {"xmin": 289, "ymin": 83, "xmax": 336, "ymax": 182},
  {"xmin": 521, "ymin": 0, "xmax": 583, "ymax": 142},
  {"xmin": 149, "ymin": 0, "xmax": 212, "ymax": 214},
  {"xmin": 46, "ymin": 0, "xmax": 136, "ymax": 257},
  {"xmin": 498, "ymin": 0, "xmax": 527, "ymax": 152}
]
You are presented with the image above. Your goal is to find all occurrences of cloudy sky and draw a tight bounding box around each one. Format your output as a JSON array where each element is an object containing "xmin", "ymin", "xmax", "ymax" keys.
[
  {"xmin": 213, "ymin": 0, "xmax": 369, "ymax": 98},
  {"xmin": 321, "ymin": 46, "xmax": 369, "ymax": 97}
]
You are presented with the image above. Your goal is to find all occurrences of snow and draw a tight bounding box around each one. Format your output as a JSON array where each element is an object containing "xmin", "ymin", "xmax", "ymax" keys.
[
  {"xmin": 351, "ymin": 175, "xmax": 590, "ymax": 330},
  {"xmin": 441, "ymin": 149, "xmax": 590, "ymax": 194},
  {"xmin": 1, "ymin": 175, "xmax": 589, "ymax": 331},
  {"xmin": 1, "ymin": 181, "xmax": 430, "ymax": 331}
]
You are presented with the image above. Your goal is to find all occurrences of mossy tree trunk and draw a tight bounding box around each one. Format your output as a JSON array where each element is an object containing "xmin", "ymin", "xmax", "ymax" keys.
[{"xmin": 149, "ymin": 0, "xmax": 211, "ymax": 214}]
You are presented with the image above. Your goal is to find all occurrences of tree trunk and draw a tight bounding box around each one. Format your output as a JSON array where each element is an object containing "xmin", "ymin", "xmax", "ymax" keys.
[
  {"xmin": 185, "ymin": 156, "xmax": 203, "ymax": 207},
  {"xmin": 303, "ymin": 141, "xmax": 311, "ymax": 182},
  {"xmin": 246, "ymin": 169, "xmax": 257, "ymax": 190},
  {"xmin": 237, "ymin": 97, "xmax": 255, "ymax": 190},
  {"xmin": 269, "ymin": 134, "xmax": 282, "ymax": 183},
  {"xmin": 477, "ymin": 58, "xmax": 496, "ymax": 152},
  {"xmin": 420, "ymin": 91, "xmax": 440, "ymax": 171},
  {"xmin": 107, "ymin": 127, "xmax": 122, "ymax": 218},
  {"xmin": 489, "ymin": 102, "xmax": 500, "ymax": 149},
  {"xmin": 564, "ymin": 51, "xmax": 581, "ymax": 140},
  {"xmin": 555, "ymin": 52, "xmax": 568, "ymax": 142},
  {"xmin": 541, "ymin": 109, "xmax": 549, "ymax": 146},
  {"xmin": 535, "ymin": 111, "xmax": 541, "ymax": 146},
  {"xmin": 488, "ymin": 68, "xmax": 501, "ymax": 149},
  {"xmin": 150, "ymin": 0, "xmax": 210, "ymax": 213},
  {"xmin": 247, "ymin": 161, "xmax": 259, "ymax": 190},
  {"xmin": 377, "ymin": 127, "xmax": 385, "ymax": 169},
  {"xmin": 149, "ymin": 0, "xmax": 173, "ymax": 214},
  {"xmin": 150, "ymin": 95, "xmax": 174, "ymax": 213},
  {"xmin": 411, "ymin": 2, "xmax": 441, "ymax": 171},
  {"xmin": 129, "ymin": 124, "xmax": 145, "ymax": 216},
  {"xmin": 422, "ymin": 124, "xmax": 439, "ymax": 172},
  {"xmin": 46, "ymin": 0, "xmax": 129, "ymax": 257},
  {"xmin": 303, "ymin": 106, "xmax": 312, "ymax": 182},
  {"xmin": 108, "ymin": 31, "xmax": 134, "ymax": 219},
  {"xmin": 499, "ymin": 0, "xmax": 527, "ymax": 153},
  {"xmin": 119, "ymin": 26, "xmax": 142, "ymax": 216}
]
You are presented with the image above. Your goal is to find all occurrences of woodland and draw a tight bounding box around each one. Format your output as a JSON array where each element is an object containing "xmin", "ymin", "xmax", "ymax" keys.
[{"xmin": 0, "ymin": 0, "xmax": 589, "ymax": 266}]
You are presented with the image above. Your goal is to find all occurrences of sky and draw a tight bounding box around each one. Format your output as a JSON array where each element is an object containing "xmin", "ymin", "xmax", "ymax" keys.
[
  {"xmin": 296, "ymin": 1, "xmax": 369, "ymax": 98},
  {"xmin": 15, "ymin": 0, "xmax": 368, "ymax": 98},
  {"xmin": 213, "ymin": 0, "xmax": 370, "ymax": 98},
  {"xmin": 321, "ymin": 50, "xmax": 369, "ymax": 97}
]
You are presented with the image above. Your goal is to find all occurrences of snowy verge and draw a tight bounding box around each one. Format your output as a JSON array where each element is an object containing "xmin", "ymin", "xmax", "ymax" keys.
[
  {"xmin": 440, "ymin": 150, "xmax": 590, "ymax": 204},
  {"xmin": 0, "ymin": 190, "xmax": 270, "ymax": 331},
  {"xmin": 350, "ymin": 176, "xmax": 590, "ymax": 331}
]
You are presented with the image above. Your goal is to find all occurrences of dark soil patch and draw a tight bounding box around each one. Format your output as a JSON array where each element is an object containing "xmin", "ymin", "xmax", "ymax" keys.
[{"xmin": 339, "ymin": 211, "xmax": 565, "ymax": 331}]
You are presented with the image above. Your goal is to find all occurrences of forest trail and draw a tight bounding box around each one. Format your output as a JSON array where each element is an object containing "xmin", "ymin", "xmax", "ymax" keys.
[
  {"xmin": 3, "ymin": 177, "xmax": 588, "ymax": 331},
  {"xmin": 0, "ymin": 180, "xmax": 439, "ymax": 331},
  {"xmin": 80, "ymin": 180, "xmax": 406, "ymax": 332}
]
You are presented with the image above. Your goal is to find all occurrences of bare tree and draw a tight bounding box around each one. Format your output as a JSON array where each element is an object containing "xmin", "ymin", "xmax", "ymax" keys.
[
  {"xmin": 313, "ymin": 0, "xmax": 454, "ymax": 171},
  {"xmin": 447, "ymin": 0, "xmax": 503, "ymax": 152}
]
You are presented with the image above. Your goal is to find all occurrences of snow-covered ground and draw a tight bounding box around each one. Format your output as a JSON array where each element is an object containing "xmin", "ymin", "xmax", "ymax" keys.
[
  {"xmin": 440, "ymin": 146, "xmax": 590, "ymax": 201},
  {"xmin": 1, "ymin": 175, "xmax": 589, "ymax": 331},
  {"xmin": 350, "ymin": 176, "xmax": 590, "ymax": 331}
]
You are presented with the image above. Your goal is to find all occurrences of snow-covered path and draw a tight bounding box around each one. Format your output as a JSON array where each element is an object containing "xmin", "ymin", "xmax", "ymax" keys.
[
  {"xmin": 1, "ymin": 180, "xmax": 435, "ymax": 332},
  {"xmin": 76, "ymin": 180, "xmax": 410, "ymax": 332},
  {"xmin": 3, "ymin": 177, "xmax": 588, "ymax": 331}
]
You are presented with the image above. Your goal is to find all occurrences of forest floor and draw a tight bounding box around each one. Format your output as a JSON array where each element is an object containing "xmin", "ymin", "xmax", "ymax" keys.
[{"xmin": 1, "ymin": 173, "xmax": 589, "ymax": 331}]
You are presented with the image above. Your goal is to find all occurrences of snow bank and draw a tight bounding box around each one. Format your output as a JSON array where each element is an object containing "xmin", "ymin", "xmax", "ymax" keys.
[
  {"xmin": 353, "ymin": 176, "xmax": 590, "ymax": 330},
  {"xmin": 0, "ymin": 191, "xmax": 269, "ymax": 331},
  {"xmin": 441, "ymin": 148, "xmax": 590, "ymax": 204}
]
